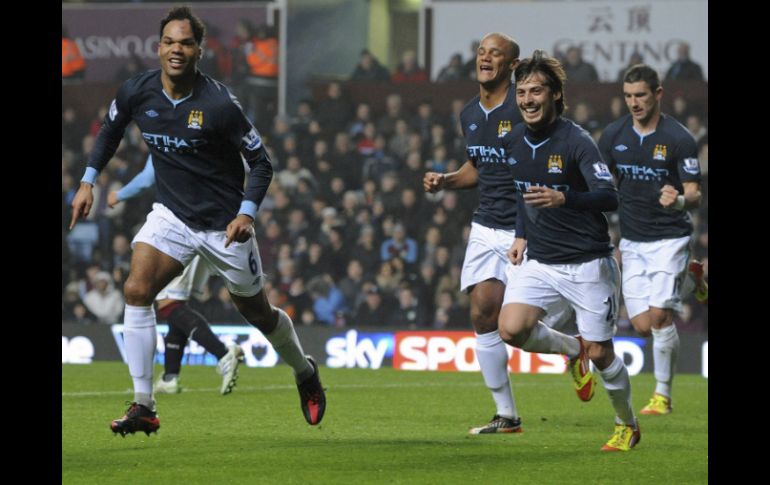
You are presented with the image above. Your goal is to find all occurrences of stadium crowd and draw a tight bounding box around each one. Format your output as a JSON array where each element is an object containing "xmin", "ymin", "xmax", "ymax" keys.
[{"xmin": 62, "ymin": 52, "xmax": 708, "ymax": 333}]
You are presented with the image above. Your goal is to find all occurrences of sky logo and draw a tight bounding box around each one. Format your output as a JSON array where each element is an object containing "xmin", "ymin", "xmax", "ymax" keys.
[{"xmin": 326, "ymin": 330, "xmax": 394, "ymax": 369}]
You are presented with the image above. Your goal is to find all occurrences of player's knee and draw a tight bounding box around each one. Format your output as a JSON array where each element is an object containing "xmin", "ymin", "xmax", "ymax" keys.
[
  {"xmin": 498, "ymin": 319, "xmax": 526, "ymax": 346},
  {"xmin": 123, "ymin": 278, "xmax": 155, "ymax": 306},
  {"xmin": 648, "ymin": 307, "xmax": 673, "ymax": 329},
  {"xmin": 470, "ymin": 306, "xmax": 500, "ymax": 333},
  {"xmin": 585, "ymin": 341, "xmax": 614, "ymax": 369},
  {"xmin": 630, "ymin": 314, "xmax": 653, "ymax": 338}
]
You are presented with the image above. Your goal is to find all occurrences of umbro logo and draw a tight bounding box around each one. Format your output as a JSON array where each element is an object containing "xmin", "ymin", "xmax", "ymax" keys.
[
  {"xmin": 614, "ymin": 144, "xmax": 628, "ymax": 152},
  {"xmin": 469, "ymin": 124, "xmax": 478, "ymax": 131},
  {"xmin": 145, "ymin": 110, "xmax": 159, "ymax": 118}
]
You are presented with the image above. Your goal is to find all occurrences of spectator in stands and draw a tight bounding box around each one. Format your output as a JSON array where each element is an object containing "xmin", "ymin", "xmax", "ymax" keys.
[
  {"xmin": 62, "ymin": 25, "xmax": 86, "ymax": 82},
  {"xmin": 665, "ymin": 42, "xmax": 704, "ymax": 81},
  {"xmin": 351, "ymin": 224, "xmax": 381, "ymax": 276},
  {"xmin": 434, "ymin": 289, "xmax": 466, "ymax": 328},
  {"xmin": 83, "ymin": 271, "xmax": 125, "ymax": 324},
  {"xmin": 114, "ymin": 54, "xmax": 146, "ymax": 83},
  {"xmin": 563, "ymin": 46, "xmax": 599, "ymax": 82},
  {"xmin": 338, "ymin": 259, "xmax": 366, "ymax": 310},
  {"xmin": 351, "ymin": 49, "xmax": 390, "ymax": 82},
  {"xmin": 380, "ymin": 222, "xmax": 418, "ymax": 265},
  {"xmin": 391, "ymin": 285, "xmax": 427, "ymax": 329},
  {"xmin": 437, "ymin": 53, "xmax": 465, "ymax": 82},
  {"xmin": 377, "ymin": 93, "xmax": 406, "ymax": 138},
  {"xmin": 353, "ymin": 283, "xmax": 395, "ymax": 327},
  {"xmin": 461, "ymin": 40, "xmax": 481, "ymax": 80},
  {"xmin": 307, "ymin": 274, "xmax": 347, "ymax": 326},
  {"xmin": 392, "ymin": 50, "xmax": 428, "ymax": 83},
  {"xmin": 617, "ymin": 52, "xmax": 643, "ymax": 82},
  {"xmin": 317, "ymin": 81, "xmax": 353, "ymax": 136},
  {"xmin": 198, "ymin": 22, "xmax": 231, "ymax": 82},
  {"xmin": 243, "ymin": 23, "xmax": 279, "ymax": 130},
  {"xmin": 686, "ymin": 115, "xmax": 707, "ymax": 145}
]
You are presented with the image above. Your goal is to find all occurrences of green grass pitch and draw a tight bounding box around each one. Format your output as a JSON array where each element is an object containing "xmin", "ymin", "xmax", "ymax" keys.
[{"xmin": 62, "ymin": 362, "xmax": 707, "ymax": 484}]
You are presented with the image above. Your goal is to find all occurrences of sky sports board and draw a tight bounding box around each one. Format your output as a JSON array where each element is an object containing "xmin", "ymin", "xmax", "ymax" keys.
[{"xmin": 62, "ymin": 325, "xmax": 708, "ymax": 378}]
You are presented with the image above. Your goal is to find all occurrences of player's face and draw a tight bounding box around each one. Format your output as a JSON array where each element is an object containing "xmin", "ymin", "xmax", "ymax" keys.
[
  {"xmin": 476, "ymin": 35, "xmax": 516, "ymax": 88},
  {"xmin": 623, "ymin": 81, "xmax": 662, "ymax": 124},
  {"xmin": 516, "ymin": 72, "xmax": 560, "ymax": 131},
  {"xmin": 158, "ymin": 19, "xmax": 201, "ymax": 81}
]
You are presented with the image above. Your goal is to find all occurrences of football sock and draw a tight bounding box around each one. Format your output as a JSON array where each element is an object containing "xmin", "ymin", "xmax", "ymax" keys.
[
  {"xmin": 475, "ymin": 331, "xmax": 518, "ymax": 419},
  {"xmin": 521, "ymin": 322, "xmax": 581, "ymax": 357},
  {"xmin": 598, "ymin": 355, "xmax": 635, "ymax": 426},
  {"xmin": 652, "ymin": 324, "xmax": 679, "ymax": 398},
  {"xmin": 265, "ymin": 308, "xmax": 313, "ymax": 382},
  {"xmin": 124, "ymin": 304, "xmax": 157, "ymax": 404},
  {"xmin": 168, "ymin": 304, "xmax": 228, "ymax": 360}
]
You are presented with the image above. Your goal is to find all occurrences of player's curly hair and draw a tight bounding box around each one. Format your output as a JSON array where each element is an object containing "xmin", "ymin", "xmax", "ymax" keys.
[
  {"xmin": 160, "ymin": 6, "xmax": 206, "ymax": 45},
  {"xmin": 514, "ymin": 49, "xmax": 567, "ymax": 115}
]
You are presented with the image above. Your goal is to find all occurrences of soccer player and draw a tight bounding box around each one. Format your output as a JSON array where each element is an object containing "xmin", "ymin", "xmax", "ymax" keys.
[
  {"xmin": 499, "ymin": 50, "xmax": 640, "ymax": 451},
  {"xmin": 70, "ymin": 6, "xmax": 325, "ymax": 436},
  {"xmin": 598, "ymin": 64, "xmax": 707, "ymax": 416},
  {"xmin": 107, "ymin": 155, "xmax": 244, "ymax": 396},
  {"xmin": 423, "ymin": 33, "xmax": 571, "ymax": 435}
]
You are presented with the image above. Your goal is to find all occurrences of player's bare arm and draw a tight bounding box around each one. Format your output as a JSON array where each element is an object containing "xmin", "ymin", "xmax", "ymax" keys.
[
  {"xmin": 660, "ymin": 182, "xmax": 700, "ymax": 210},
  {"xmin": 523, "ymin": 185, "xmax": 565, "ymax": 208},
  {"xmin": 225, "ymin": 214, "xmax": 255, "ymax": 248},
  {"xmin": 423, "ymin": 160, "xmax": 479, "ymax": 193},
  {"xmin": 69, "ymin": 182, "xmax": 95, "ymax": 230},
  {"xmin": 507, "ymin": 237, "xmax": 527, "ymax": 265}
]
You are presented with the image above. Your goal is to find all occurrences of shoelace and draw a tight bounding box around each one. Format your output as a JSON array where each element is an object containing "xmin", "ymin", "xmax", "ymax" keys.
[{"xmin": 608, "ymin": 426, "xmax": 630, "ymax": 447}]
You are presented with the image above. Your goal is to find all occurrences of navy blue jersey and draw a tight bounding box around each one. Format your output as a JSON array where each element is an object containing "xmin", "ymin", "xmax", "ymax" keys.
[
  {"xmin": 598, "ymin": 113, "xmax": 700, "ymax": 242},
  {"xmin": 87, "ymin": 70, "xmax": 272, "ymax": 231},
  {"xmin": 460, "ymin": 84, "xmax": 523, "ymax": 229},
  {"xmin": 504, "ymin": 117, "xmax": 616, "ymax": 264}
]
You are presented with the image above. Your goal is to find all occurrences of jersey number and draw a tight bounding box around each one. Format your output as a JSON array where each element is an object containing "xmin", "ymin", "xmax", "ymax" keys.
[
  {"xmin": 605, "ymin": 294, "xmax": 617, "ymax": 322},
  {"xmin": 248, "ymin": 251, "xmax": 258, "ymax": 275}
]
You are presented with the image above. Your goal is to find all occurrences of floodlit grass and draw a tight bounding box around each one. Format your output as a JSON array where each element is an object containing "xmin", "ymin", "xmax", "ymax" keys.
[{"xmin": 63, "ymin": 362, "xmax": 707, "ymax": 484}]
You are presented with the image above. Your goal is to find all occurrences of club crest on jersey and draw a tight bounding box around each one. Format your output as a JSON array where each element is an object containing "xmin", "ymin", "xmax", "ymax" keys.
[
  {"xmin": 497, "ymin": 120, "xmax": 512, "ymax": 138},
  {"xmin": 187, "ymin": 110, "xmax": 204, "ymax": 130},
  {"xmin": 547, "ymin": 154, "xmax": 563, "ymax": 173},
  {"xmin": 653, "ymin": 144, "xmax": 667, "ymax": 161}
]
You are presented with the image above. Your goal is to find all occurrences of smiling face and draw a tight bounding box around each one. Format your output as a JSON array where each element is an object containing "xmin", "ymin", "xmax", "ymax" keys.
[
  {"xmin": 158, "ymin": 19, "xmax": 201, "ymax": 82},
  {"xmin": 476, "ymin": 34, "xmax": 517, "ymax": 89},
  {"xmin": 516, "ymin": 72, "xmax": 560, "ymax": 131},
  {"xmin": 623, "ymin": 80, "xmax": 661, "ymax": 125}
]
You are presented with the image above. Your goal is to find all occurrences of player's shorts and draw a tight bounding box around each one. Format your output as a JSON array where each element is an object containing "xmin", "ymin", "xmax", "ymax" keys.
[
  {"xmin": 462, "ymin": 222, "xmax": 574, "ymax": 327},
  {"xmin": 133, "ymin": 203, "xmax": 265, "ymax": 297},
  {"xmin": 503, "ymin": 256, "xmax": 621, "ymax": 342},
  {"xmin": 619, "ymin": 236, "xmax": 690, "ymax": 319},
  {"xmin": 461, "ymin": 222, "xmax": 516, "ymax": 292},
  {"xmin": 155, "ymin": 255, "xmax": 211, "ymax": 302}
]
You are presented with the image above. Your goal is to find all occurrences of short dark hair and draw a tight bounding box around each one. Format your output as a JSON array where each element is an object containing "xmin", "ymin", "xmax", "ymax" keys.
[
  {"xmin": 160, "ymin": 6, "xmax": 206, "ymax": 45},
  {"xmin": 514, "ymin": 49, "xmax": 567, "ymax": 115},
  {"xmin": 623, "ymin": 64, "xmax": 660, "ymax": 92}
]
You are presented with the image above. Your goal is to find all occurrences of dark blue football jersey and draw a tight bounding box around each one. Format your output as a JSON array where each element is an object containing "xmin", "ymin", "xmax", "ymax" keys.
[
  {"xmin": 460, "ymin": 84, "xmax": 523, "ymax": 229},
  {"xmin": 503, "ymin": 117, "xmax": 617, "ymax": 264},
  {"xmin": 598, "ymin": 113, "xmax": 700, "ymax": 242},
  {"xmin": 87, "ymin": 70, "xmax": 272, "ymax": 231}
]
